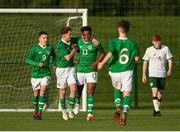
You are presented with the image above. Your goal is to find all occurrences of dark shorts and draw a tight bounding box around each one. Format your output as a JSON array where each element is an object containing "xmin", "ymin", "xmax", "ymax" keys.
[{"xmin": 149, "ymin": 77, "xmax": 166, "ymax": 90}]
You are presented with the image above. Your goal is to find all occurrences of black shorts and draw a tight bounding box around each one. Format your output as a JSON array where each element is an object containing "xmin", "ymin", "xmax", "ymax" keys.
[{"xmin": 149, "ymin": 77, "xmax": 166, "ymax": 90}]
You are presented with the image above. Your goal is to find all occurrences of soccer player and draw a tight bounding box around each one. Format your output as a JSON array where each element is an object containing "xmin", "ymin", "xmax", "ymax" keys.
[
  {"xmin": 73, "ymin": 26, "xmax": 106, "ymax": 121},
  {"xmin": 98, "ymin": 20, "xmax": 139, "ymax": 126},
  {"xmin": 56, "ymin": 26, "xmax": 79, "ymax": 120},
  {"xmin": 142, "ymin": 35, "xmax": 173, "ymax": 117},
  {"xmin": 26, "ymin": 31, "xmax": 56, "ymax": 120}
]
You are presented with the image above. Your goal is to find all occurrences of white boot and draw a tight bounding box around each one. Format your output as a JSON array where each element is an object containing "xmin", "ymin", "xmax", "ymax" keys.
[
  {"xmin": 68, "ymin": 109, "xmax": 74, "ymax": 119},
  {"xmin": 73, "ymin": 103, "xmax": 80, "ymax": 115},
  {"xmin": 62, "ymin": 109, "xmax": 68, "ymax": 120}
]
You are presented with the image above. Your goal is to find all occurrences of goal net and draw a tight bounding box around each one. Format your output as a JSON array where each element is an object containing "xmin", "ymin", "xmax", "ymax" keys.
[{"xmin": 0, "ymin": 8, "xmax": 87, "ymax": 112}]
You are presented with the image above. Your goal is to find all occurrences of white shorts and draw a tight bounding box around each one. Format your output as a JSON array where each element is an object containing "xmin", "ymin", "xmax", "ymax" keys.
[
  {"xmin": 77, "ymin": 72, "xmax": 98, "ymax": 85},
  {"xmin": 109, "ymin": 70, "xmax": 133, "ymax": 92},
  {"xmin": 31, "ymin": 76, "xmax": 50, "ymax": 91},
  {"xmin": 56, "ymin": 67, "xmax": 77, "ymax": 89}
]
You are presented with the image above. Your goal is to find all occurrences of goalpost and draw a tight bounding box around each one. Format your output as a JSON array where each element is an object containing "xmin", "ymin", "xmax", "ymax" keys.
[{"xmin": 0, "ymin": 8, "xmax": 87, "ymax": 112}]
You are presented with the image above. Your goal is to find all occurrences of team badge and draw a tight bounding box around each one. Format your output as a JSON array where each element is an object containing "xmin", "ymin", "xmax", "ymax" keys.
[
  {"xmin": 88, "ymin": 45, "xmax": 92, "ymax": 50},
  {"xmin": 150, "ymin": 83, "xmax": 153, "ymax": 86}
]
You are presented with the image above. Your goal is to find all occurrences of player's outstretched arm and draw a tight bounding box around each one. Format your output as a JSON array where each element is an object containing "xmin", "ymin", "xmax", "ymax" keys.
[
  {"xmin": 142, "ymin": 60, "xmax": 148, "ymax": 83},
  {"xmin": 97, "ymin": 52, "xmax": 112, "ymax": 70},
  {"xmin": 167, "ymin": 59, "xmax": 173, "ymax": 77},
  {"xmin": 92, "ymin": 52, "xmax": 106, "ymax": 69}
]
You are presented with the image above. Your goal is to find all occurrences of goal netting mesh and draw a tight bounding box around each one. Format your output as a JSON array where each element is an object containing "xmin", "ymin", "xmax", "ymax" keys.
[{"xmin": 0, "ymin": 9, "xmax": 86, "ymax": 111}]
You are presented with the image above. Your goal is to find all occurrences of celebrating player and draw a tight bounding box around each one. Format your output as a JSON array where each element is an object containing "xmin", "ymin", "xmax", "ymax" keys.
[
  {"xmin": 73, "ymin": 26, "xmax": 106, "ymax": 121},
  {"xmin": 56, "ymin": 26, "xmax": 79, "ymax": 120},
  {"xmin": 142, "ymin": 35, "xmax": 173, "ymax": 117},
  {"xmin": 26, "ymin": 31, "xmax": 57, "ymax": 120},
  {"xmin": 98, "ymin": 20, "xmax": 139, "ymax": 126}
]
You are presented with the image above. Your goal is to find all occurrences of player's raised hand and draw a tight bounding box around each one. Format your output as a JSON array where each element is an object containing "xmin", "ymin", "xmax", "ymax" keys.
[
  {"xmin": 92, "ymin": 38, "xmax": 99, "ymax": 45},
  {"xmin": 142, "ymin": 74, "xmax": 147, "ymax": 83},
  {"xmin": 71, "ymin": 44, "xmax": 78, "ymax": 52},
  {"xmin": 39, "ymin": 62, "xmax": 45, "ymax": 67}
]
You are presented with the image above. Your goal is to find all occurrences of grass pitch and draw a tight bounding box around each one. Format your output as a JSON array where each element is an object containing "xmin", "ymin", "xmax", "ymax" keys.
[{"xmin": 0, "ymin": 109, "xmax": 180, "ymax": 131}]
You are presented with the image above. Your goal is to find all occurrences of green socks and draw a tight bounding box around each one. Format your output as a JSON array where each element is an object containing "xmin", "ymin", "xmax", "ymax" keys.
[
  {"xmin": 75, "ymin": 92, "xmax": 82, "ymax": 104},
  {"xmin": 114, "ymin": 90, "xmax": 122, "ymax": 109},
  {"xmin": 38, "ymin": 96, "xmax": 45, "ymax": 112},
  {"xmin": 32, "ymin": 95, "xmax": 38, "ymax": 110},
  {"xmin": 87, "ymin": 96, "xmax": 94, "ymax": 114},
  {"xmin": 68, "ymin": 97, "xmax": 75, "ymax": 109},
  {"xmin": 113, "ymin": 90, "xmax": 131, "ymax": 115},
  {"xmin": 123, "ymin": 96, "xmax": 131, "ymax": 115},
  {"xmin": 59, "ymin": 97, "xmax": 75, "ymax": 110},
  {"xmin": 60, "ymin": 98, "xmax": 66, "ymax": 110}
]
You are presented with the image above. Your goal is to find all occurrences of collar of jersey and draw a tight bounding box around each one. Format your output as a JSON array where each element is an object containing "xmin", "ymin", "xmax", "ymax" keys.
[
  {"xmin": 39, "ymin": 43, "xmax": 47, "ymax": 49},
  {"xmin": 118, "ymin": 37, "xmax": 128, "ymax": 40},
  {"xmin": 61, "ymin": 39, "xmax": 70, "ymax": 45},
  {"xmin": 153, "ymin": 45, "xmax": 162, "ymax": 50}
]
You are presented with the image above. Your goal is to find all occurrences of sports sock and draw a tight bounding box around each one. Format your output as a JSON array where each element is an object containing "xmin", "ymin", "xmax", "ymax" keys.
[
  {"xmin": 87, "ymin": 96, "xmax": 94, "ymax": 114},
  {"xmin": 60, "ymin": 98, "xmax": 66, "ymax": 109},
  {"xmin": 75, "ymin": 92, "xmax": 82, "ymax": 104},
  {"xmin": 114, "ymin": 90, "xmax": 122, "ymax": 109},
  {"xmin": 68, "ymin": 97, "xmax": 75, "ymax": 110},
  {"xmin": 153, "ymin": 97, "xmax": 159, "ymax": 111},
  {"xmin": 157, "ymin": 97, "xmax": 162, "ymax": 108},
  {"xmin": 123, "ymin": 96, "xmax": 131, "ymax": 115},
  {"xmin": 38, "ymin": 96, "xmax": 45, "ymax": 112},
  {"xmin": 32, "ymin": 95, "xmax": 38, "ymax": 110}
]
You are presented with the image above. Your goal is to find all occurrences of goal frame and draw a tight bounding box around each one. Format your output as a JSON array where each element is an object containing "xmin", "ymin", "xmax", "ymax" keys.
[{"xmin": 0, "ymin": 8, "xmax": 88, "ymax": 112}]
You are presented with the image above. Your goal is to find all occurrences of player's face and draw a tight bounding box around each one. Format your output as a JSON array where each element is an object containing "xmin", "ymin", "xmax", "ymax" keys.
[
  {"xmin": 63, "ymin": 31, "xmax": 72, "ymax": 42},
  {"xmin": 152, "ymin": 40, "xmax": 161, "ymax": 49},
  {"xmin": 82, "ymin": 31, "xmax": 92, "ymax": 42},
  {"xmin": 118, "ymin": 27, "xmax": 126, "ymax": 34},
  {"xmin": 39, "ymin": 34, "xmax": 48, "ymax": 46}
]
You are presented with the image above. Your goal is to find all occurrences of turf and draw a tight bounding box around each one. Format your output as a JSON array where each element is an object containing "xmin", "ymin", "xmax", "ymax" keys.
[{"xmin": 0, "ymin": 109, "xmax": 180, "ymax": 131}]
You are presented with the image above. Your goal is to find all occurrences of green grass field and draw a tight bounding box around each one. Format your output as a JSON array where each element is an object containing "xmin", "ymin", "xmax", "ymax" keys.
[
  {"xmin": 0, "ymin": 109, "xmax": 180, "ymax": 131},
  {"xmin": 0, "ymin": 14, "xmax": 180, "ymax": 130}
]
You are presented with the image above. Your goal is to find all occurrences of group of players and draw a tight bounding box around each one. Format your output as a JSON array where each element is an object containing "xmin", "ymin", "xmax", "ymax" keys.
[{"xmin": 25, "ymin": 20, "xmax": 173, "ymax": 126}]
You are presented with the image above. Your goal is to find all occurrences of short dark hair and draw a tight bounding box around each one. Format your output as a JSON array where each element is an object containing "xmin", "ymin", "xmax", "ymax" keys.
[
  {"xmin": 80, "ymin": 26, "xmax": 92, "ymax": 33},
  {"xmin": 60, "ymin": 26, "xmax": 71, "ymax": 34},
  {"xmin": 118, "ymin": 20, "xmax": 130, "ymax": 33},
  {"xmin": 38, "ymin": 31, "xmax": 48, "ymax": 37}
]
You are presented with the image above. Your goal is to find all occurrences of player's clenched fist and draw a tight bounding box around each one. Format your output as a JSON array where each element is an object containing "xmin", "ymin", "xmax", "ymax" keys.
[
  {"xmin": 39, "ymin": 62, "xmax": 45, "ymax": 67},
  {"xmin": 71, "ymin": 44, "xmax": 78, "ymax": 52}
]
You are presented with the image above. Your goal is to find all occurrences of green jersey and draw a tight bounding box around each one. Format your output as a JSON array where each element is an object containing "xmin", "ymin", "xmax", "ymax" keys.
[
  {"xmin": 56, "ymin": 37, "xmax": 79, "ymax": 68},
  {"xmin": 26, "ymin": 44, "xmax": 56, "ymax": 78},
  {"xmin": 77, "ymin": 38, "xmax": 105, "ymax": 72},
  {"xmin": 108, "ymin": 38, "xmax": 139, "ymax": 72}
]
